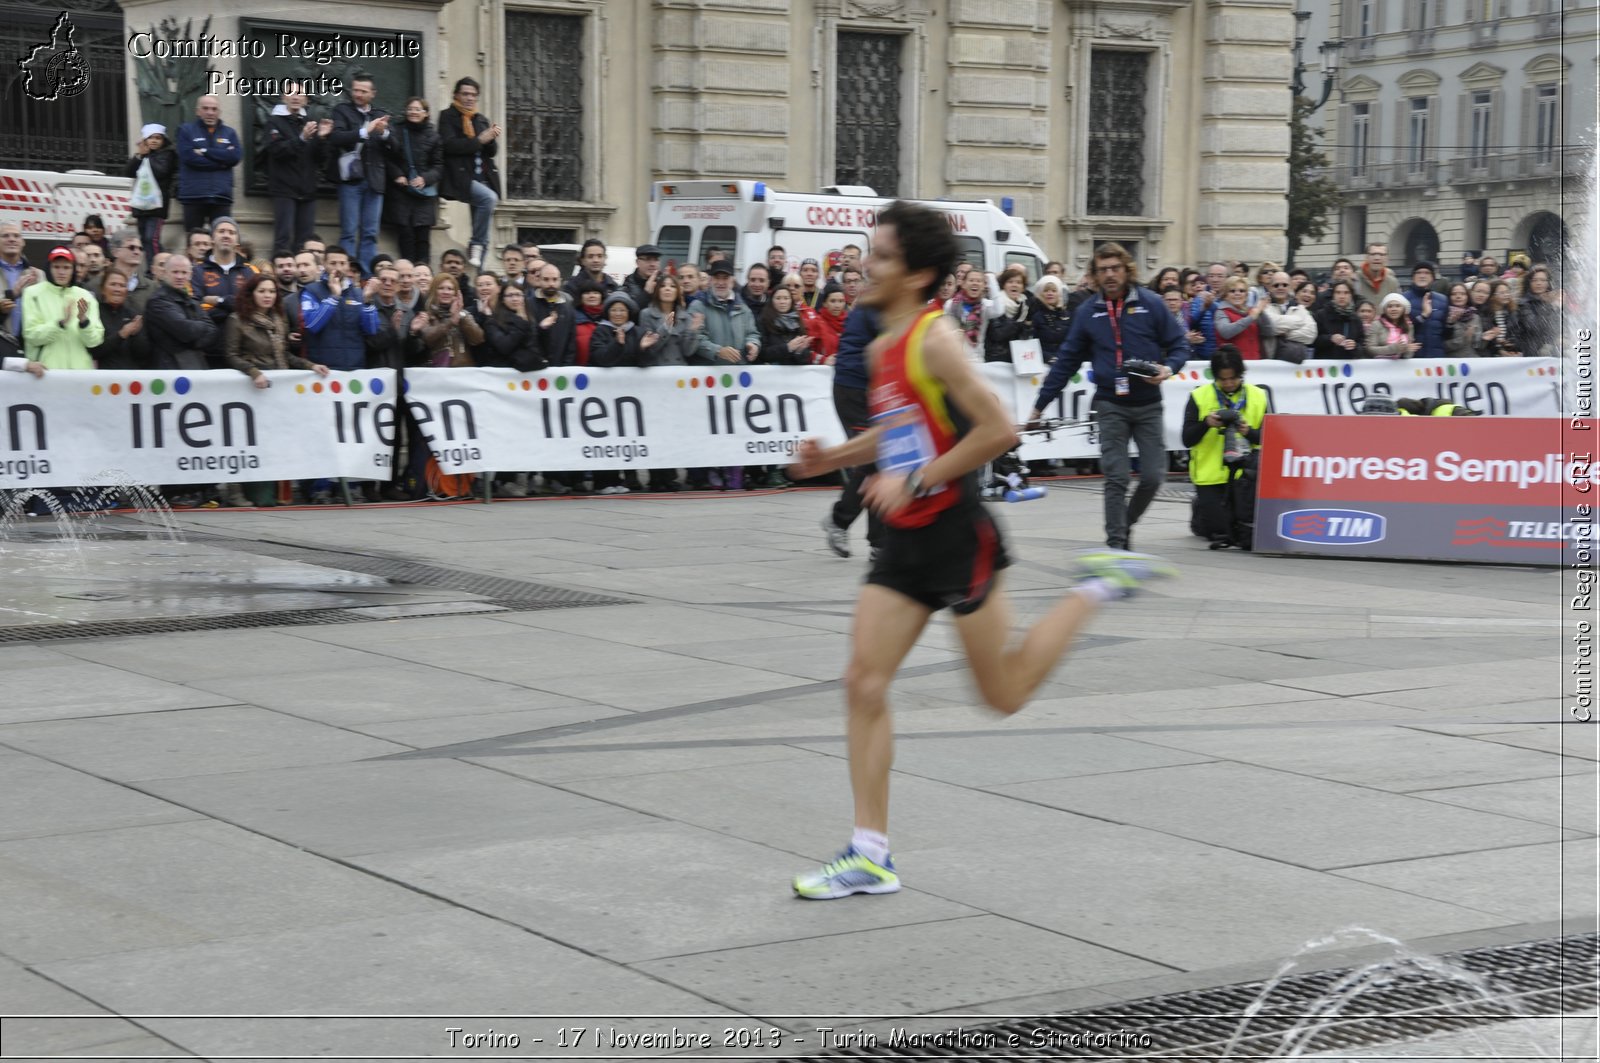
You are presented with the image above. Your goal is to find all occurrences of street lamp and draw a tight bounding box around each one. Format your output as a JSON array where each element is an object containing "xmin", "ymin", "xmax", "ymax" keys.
[
  {"xmin": 1286, "ymin": 9, "xmax": 1345, "ymax": 268},
  {"xmin": 1292, "ymin": 9, "xmax": 1344, "ymax": 113}
]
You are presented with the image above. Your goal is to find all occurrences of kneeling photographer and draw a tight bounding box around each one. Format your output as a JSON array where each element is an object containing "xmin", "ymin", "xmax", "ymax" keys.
[{"xmin": 1182, "ymin": 345, "xmax": 1266, "ymax": 550}]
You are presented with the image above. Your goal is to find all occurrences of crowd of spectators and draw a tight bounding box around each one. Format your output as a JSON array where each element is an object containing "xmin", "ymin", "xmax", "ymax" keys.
[{"xmin": 0, "ymin": 81, "xmax": 1576, "ymax": 507}]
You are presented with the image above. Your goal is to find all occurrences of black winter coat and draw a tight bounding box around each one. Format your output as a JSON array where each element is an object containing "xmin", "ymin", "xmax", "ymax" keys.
[
  {"xmin": 587, "ymin": 322, "xmax": 645, "ymax": 368},
  {"xmin": 482, "ymin": 310, "xmax": 547, "ymax": 372},
  {"xmin": 758, "ymin": 318, "xmax": 809, "ymax": 365},
  {"xmin": 143, "ymin": 282, "xmax": 219, "ymax": 371},
  {"xmin": 1030, "ymin": 303, "xmax": 1071, "ymax": 359},
  {"xmin": 90, "ymin": 300, "xmax": 150, "ymax": 371},
  {"xmin": 984, "ymin": 298, "xmax": 1033, "ymax": 363},
  {"xmin": 1313, "ymin": 303, "xmax": 1363, "ymax": 359},
  {"xmin": 529, "ymin": 294, "xmax": 578, "ymax": 366},
  {"xmin": 264, "ymin": 110, "xmax": 323, "ymax": 199},
  {"xmin": 384, "ymin": 120, "xmax": 444, "ymax": 228},
  {"xmin": 437, "ymin": 107, "xmax": 502, "ymax": 200},
  {"xmin": 124, "ymin": 147, "xmax": 178, "ymax": 219},
  {"xmin": 325, "ymin": 100, "xmax": 392, "ymax": 193}
]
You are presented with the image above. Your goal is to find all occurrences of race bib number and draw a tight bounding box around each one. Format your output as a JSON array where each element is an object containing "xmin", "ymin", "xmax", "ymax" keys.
[{"xmin": 873, "ymin": 404, "xmax": 936, "ymax": 475}]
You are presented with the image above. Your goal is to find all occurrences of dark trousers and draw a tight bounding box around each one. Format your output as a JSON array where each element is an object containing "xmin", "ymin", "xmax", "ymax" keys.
[
  {"xmin": 395, "ymin": 225, "xmax": 432, "ymax": 268},
  {"xmin": 181, "ymin": 199, "xmax": 231, "ymax": 234},
  {"xmin": 135, "ymin": 216, "xmax": 165, "ymax": 264},
  {"xmin": 271, "ymin": 197, "xmax": 317, "ymax": 257},
  {"xmin": 1093, "ymin": 398, "xmax": 1167, "ymax": 548},
  {"xmin": 829, "ymin": 383, "xmax": 882, "ymax": 548},
  {"xmin": 1192, "ymin": 475, "xmax": 1256, "ymax": 548}
]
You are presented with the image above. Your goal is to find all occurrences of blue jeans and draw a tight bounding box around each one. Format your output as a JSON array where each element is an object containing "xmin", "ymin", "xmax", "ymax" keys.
[
  {"xmin": 468, "ymin": 180, "xmax": 498, "ymax": 252},
  {"xmin": 338, "ymin": 183, "xmax": 383, "ymax": 274},
  {"xmin": 1092, "ymin": 398, "xmax": 1168, "ymax": 549}
]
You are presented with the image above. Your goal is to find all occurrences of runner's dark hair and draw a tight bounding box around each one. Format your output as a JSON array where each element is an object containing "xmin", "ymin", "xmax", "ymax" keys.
[{"xmin": 878, "ymin": 200, "xmax": 958, "ymax": 302}]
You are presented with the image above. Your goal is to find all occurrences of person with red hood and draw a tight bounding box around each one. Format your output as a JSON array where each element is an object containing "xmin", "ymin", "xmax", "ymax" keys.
[
  {"xmin": 21, "ymin": 247, "xmax": 103, "ymax": 369},
  {"xmin": 570, "ymin": 276, "xmax": 609, "ymax": 365},
  {"xmin": 800, "ymin": 288, "xmax": 848, "ymax": 365}
]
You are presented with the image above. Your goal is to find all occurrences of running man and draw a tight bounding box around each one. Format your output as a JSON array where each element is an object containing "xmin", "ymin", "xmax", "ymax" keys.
[{"xmin": 787, "ymin": 201, "xmax": 1175, "ymax": 900}]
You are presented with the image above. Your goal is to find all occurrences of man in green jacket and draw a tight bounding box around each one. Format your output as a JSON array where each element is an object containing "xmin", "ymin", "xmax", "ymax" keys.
[{"xmin": 22, "ymin": 247, "xmax": 103, "ymax": 369}]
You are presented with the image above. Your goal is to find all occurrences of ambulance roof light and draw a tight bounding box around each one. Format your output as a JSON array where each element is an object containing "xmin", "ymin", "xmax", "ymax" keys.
[
  {"xmin": 753, "ymin": 181, "xmax": 767, "ymax": 201},
  {"xmin": 1001, "ymin": 196, "xmax": 1015, "ymax": 215}
]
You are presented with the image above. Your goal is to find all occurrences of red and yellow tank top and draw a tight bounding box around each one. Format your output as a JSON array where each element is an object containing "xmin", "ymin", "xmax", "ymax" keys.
[{"xmin": 869, "ymin": 307, "xmax": 977, "ymax": 529}]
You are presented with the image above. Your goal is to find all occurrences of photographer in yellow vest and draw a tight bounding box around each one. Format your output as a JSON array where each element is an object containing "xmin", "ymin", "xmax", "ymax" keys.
[{"xmin": 1181, "ymin": 344, "xmax": 1267, "ymax": 550}]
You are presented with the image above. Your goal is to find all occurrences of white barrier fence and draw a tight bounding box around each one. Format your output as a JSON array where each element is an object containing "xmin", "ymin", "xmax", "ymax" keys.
[{"xmin": 0, "ymin": 359, "xmax": 1566, "ymax": 488}]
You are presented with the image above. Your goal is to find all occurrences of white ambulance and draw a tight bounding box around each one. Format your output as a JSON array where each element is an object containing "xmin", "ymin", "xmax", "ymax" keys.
[
  {"xmin": 648, "ymin": 180, "xmax": 1049, "ymax": 282},
  {"xmin": 0, "ymin": 168, "xmax": 133, "ymax": 260}
]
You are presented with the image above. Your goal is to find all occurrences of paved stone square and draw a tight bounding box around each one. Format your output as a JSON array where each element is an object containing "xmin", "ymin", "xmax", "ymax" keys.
[{"xmin": 0, "ymin": 482, "xmax": 1593, "ymax": 1060}]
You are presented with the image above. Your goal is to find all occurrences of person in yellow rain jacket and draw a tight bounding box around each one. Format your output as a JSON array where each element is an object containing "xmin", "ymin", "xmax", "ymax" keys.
[{"xmin": 1181, "ymin": 344, "xmax": 1268, "ymax": 550}]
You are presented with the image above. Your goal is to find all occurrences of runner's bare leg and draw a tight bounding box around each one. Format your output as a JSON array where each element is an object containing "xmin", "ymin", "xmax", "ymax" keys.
[
  {"xmin": 953, "ymin": 575, "xmax": 1099, "ymax": 716},
  {"xmin": 844, "ymin": 584, "xmax": 934, "ymax": 832}
]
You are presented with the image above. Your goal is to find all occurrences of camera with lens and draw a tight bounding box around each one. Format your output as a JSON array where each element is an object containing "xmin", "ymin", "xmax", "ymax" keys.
[{"xmin": 1212, "ymin": 407, "xmax": 1241, "ymax": 427}]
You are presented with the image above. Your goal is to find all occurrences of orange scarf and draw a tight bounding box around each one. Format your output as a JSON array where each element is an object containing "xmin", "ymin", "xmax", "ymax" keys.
[
  {"xmin": 1360, "ymin": 262, "xmax": 1388, "ymax": 289},
  {"xmin": 452, "ymin": 102, "xmax": 477, "ymax": 126}
]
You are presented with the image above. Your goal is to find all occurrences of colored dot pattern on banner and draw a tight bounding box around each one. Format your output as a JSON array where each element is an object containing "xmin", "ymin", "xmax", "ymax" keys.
[
  {"xmin": 676, "ymin": 373, "xmax": 756, "ymax": 389},
  {"xmin": 90, "ymin": 374, "xmax": 392, "ymax": 398},
  {"xmin": 1412, "ymin": 363, "xmax": 1473, "ymax": 378}
]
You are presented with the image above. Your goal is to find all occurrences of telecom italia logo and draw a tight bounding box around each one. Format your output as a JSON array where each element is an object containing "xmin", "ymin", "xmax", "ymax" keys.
[{"xmin": 1278, "ymin": 509, "xmax": 1387, "ymax": 545}]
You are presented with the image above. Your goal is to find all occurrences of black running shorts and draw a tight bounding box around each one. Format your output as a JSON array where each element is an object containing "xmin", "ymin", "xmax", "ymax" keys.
[{"xmin": 865, "ymin": 504, "xmax": 1010, "ymax": 615}]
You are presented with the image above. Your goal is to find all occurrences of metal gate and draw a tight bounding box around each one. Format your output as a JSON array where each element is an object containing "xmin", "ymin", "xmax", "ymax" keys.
[
  {"xmin": 835, "ymin": 32, "xmax": 902, "ymax": 196},
  {"xmin": 504, "ymin": 12, "xmax": 585, "ymax": 202}
]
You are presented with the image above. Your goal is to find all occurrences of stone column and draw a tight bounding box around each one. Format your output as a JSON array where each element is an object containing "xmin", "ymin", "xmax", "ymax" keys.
[
  {"xmin": 651, "ymin": 0, "xmax": 794, "ymax": 180},
  {"xmin": 1197, "ymin": 0, "xmax": 1296, "ymax": 264},
  {"xmin": 943, "ymin": 0, "xmax": 1052, "ymax": 220}
]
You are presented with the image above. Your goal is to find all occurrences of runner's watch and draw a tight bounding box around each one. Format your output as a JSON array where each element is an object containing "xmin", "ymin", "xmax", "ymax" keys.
[{"xmin": 905, "ymin": 469, "xmax": 926, "ymax": 498}]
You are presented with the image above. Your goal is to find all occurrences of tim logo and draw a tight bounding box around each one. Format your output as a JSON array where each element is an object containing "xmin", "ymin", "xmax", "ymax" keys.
[
  {"xmin": 1279, "ymin": 508, "xmax": 1386, "ymax": 545},
  {"xmin": 19, "ymin": 12, "xmax": 90, "ymax": 102}
]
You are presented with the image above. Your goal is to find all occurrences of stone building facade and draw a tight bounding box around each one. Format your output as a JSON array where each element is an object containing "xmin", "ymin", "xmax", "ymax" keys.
[
  {"xmin": 99, "ymin": 0, "xmax": 1297, "ymax": 271},
  {"xmin": 1297, "ymin": 0, "xmax": 1596, "ymax": 276}
]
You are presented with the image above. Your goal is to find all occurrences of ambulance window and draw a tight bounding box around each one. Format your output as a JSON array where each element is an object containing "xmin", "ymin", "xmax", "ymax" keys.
[
  {"xmin": 702, "ymin": 225, "xmax": 737, "ymax": 269},
  {"xmin": 1005, "ymin": 252, "xmax": 1044, "ymax": 283},
  {"xmin": 655, "ymin": 226, "xmax": 691, "ymax": 270},
  {"xmin": 952, "ymin": 236, "xmax": 985, "ymax": 272}
]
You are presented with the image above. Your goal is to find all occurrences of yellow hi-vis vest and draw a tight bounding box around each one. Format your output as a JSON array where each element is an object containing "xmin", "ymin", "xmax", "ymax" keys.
[{"xmin": 1189, "ymin": 381, "xmax": 1268, "ymax": 486}]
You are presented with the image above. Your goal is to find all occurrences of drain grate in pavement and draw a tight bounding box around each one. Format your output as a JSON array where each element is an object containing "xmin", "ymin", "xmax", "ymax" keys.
[{"xmin": 803, "ymin": 933, "xmax": 1597, "ymax": 1059}]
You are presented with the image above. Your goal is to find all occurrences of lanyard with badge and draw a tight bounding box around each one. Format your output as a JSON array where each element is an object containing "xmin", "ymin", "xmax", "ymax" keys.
[{"xmin": 1108, "ymin": 297, "xmax": 1129, "ymax": 396}]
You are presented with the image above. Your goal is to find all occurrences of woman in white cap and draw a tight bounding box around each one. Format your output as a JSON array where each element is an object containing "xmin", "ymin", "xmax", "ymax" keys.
[
  {"xmin": 124, "ymin": 124, "xmax": 177, "ymax": 266},
  {"xmin": 1365, "ymin": 292, "xmax": 1421, "ymax": 359}
]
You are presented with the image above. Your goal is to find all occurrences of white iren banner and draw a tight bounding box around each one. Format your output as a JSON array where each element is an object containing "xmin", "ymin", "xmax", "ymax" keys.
[
  {"xmin": 404, "ymin": 365, "xmax": 850, "ymax": 474},
  {"xmin": 0, "ymin": 369, "xmax": 398, "ymax": 489},
  {"xmin": 0, "ymin": 360, "xmax": 1567, "ymax": 487},
  {"xmin": 1018, "ymin": 356, "xmax": 1568, "ymax": 459}
]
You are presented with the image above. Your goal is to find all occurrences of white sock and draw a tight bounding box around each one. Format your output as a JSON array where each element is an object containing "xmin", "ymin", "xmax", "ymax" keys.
[
  {"xmin": 851, "ymin": 828, "xmax": 890, "ymax": 865},
  {"xmin": 1074, "ymin": 577, "xmax": 1122, "ymax": 605}
]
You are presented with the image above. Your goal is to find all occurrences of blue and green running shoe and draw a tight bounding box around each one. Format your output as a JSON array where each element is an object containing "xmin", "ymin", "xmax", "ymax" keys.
[
  {"xmin": 793, "ymin": 846, "xmax": 900, "ymax": 899},
  {"xmin": 1069, "ymin": 549, "xmax": 1178, "ymax": 599}
]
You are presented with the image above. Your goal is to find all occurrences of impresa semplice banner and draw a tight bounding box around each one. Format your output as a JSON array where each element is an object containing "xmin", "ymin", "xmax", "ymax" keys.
[
  {"xmin": 0, "ymin": 369, "xmax": 398, "ymax": 488},
  {"xmin": 1254, "ymin": 414, "xmax": 1595, "ymax": 566}
]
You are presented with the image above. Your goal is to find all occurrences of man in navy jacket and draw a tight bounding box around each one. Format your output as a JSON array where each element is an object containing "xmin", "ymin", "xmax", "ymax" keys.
[
  {"xmin": 1029, "ymin": 242, "xmax": 1189, "ymax": 550},
  {"xmin": 1402, "ymin": 262, "xmax": 1447, "ymax": 359},
  {"xmin": 175, "ymin": 95, "xmax": 242, "ymax": 233},
  {"xmin": 820, "ymin": 304, "xmax": 882, "ymax": 559}
]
